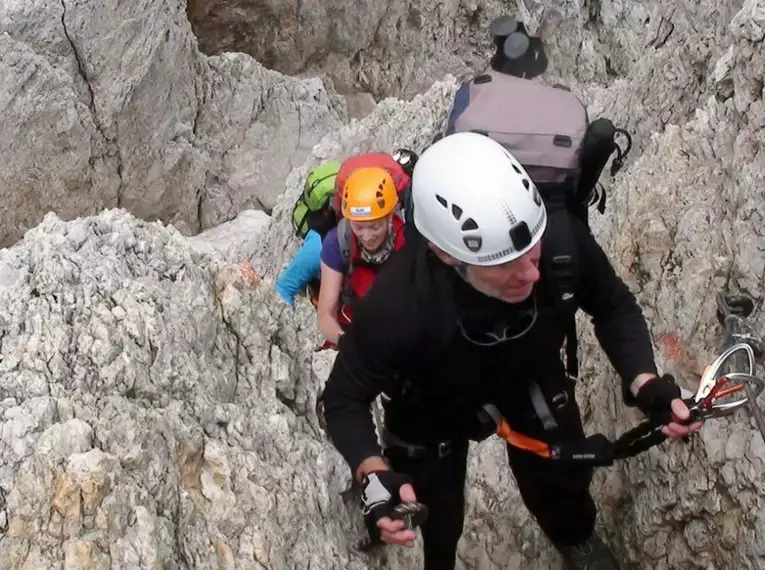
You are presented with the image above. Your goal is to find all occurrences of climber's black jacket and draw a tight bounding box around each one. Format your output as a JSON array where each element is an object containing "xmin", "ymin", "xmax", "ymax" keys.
[{"xmin": 322, "ymin": 217, "xmax": 658, "ymax": 474}]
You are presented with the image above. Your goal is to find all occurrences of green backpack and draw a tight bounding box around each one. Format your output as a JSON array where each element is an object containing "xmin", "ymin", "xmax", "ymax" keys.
[{"xmin": 291, "ymin": 160, "xmax": 342, "ymax": 238}]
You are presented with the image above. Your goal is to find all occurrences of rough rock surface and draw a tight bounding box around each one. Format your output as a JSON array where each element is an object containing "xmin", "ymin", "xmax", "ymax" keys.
[
  {"xmin": 0, "ymin": 209, "xmax": 424, "ymax": 570},
  {"xmin": 0, "ymin": 0, "xmax": 345, "ymax": 248},
  {"xmin": 187, "ymin": 0, "xmax": 498, "ymax": 101},
  {"xmin": 186, "ymin": 209, "xmax": 270, "ymax": 261},
  {"xmin": 186, "ymin": 0, "xmax": 757, "ymax": 109}
]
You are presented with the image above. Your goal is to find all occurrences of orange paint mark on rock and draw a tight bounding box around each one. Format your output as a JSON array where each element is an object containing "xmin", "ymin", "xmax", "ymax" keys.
[
  {"xmin": 238, "ymin": 260, "xmax": 260, "ymax": 287},
  {"xmin": 657, "ymin": 332, "xmax": 683, "ymax": 360},
  {"xmin": 656, "ymin": 331, "xmax": 699, "ymax": 378}
]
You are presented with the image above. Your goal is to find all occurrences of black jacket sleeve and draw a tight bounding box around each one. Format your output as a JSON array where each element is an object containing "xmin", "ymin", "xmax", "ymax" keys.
[
  {"xmin": 573, "ymin": 220, "xmax": 658, "ymax": 404},
  {"xmin": 322, "ymin": 248, "xmax": 430, "ymax": 474}
]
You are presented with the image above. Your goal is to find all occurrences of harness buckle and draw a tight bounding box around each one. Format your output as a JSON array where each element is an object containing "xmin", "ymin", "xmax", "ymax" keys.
[{"xmin": 551, "ymin": 391, "xmax": 569, "ymax": 409}]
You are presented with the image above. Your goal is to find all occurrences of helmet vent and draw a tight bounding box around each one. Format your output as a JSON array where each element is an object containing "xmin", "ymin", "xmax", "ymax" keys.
[
  {"xmin": 461, "ymin": 218, "xmax": 478, "ymax": 231},
  {"xmin": 522, "ymin": 178, "xmax": 530, "ymax": 190},
  {"xmin": 451, "ymin": 204, "xmax": 463, "ymax": 220},
  {"xmin": 512, "ymin": 163, "xmax": 522, "ymax": 175},
  {"xmin": 436, "ymin": 194, "xmax": 448, "ymax": 208}
]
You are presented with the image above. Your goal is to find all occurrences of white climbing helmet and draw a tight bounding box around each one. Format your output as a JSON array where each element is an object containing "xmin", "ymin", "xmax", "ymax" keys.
[{"xmin": 411, "ymin": 132, "xmax": 547, "ymax": 266}]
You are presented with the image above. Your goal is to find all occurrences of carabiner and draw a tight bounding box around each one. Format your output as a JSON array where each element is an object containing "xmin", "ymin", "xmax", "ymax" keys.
[
  {"xmin": 390, "ymin": 502, "xmax": 429, "ymax": 529},
  {"xmin": 695, "ymin": 343, "xmax": 756, "ymax": 402},
  {"xmin": 687, "ymin": 343, "xmax": 765, "ymax": 420},
  {"xmin": 699, "ymin": 373, "xmax": 765, "ymax": 419}
]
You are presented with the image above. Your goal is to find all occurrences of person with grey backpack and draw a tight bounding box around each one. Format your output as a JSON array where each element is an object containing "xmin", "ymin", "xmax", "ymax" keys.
[
  {"xmin": 323, "ymin": 19, "xmax": 656, "ymax": 569},
  {"xmin": 321, "ymin": 132, "xmax": 700, "ymax": 570}
]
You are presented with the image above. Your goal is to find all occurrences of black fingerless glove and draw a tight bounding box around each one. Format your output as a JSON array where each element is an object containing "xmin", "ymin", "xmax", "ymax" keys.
[
  {"xmin": 360, "ymin": 470, "xmax": 415, "ymax": 546},
  {"xmin": 634, "ymin": 373, "xmax": 682, "ymax": 425}
]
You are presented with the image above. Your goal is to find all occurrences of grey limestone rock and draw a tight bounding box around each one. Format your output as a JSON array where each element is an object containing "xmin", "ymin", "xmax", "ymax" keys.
[{"xmin": 0, "ymin": 0, "xmax": 345, "ymax": 247}]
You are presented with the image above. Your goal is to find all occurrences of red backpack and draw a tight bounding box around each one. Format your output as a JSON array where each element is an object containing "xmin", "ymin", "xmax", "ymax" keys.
[{"xmin": 331, "ymin": 152, "xmax": 411, "ymax": 219}]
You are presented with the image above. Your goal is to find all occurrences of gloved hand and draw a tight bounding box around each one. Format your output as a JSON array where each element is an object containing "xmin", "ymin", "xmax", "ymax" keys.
[
  {"xmin": 360, "ymin": 470, "xmax": 417, "ymax": 547},
  {"xmin": 633, "ymin": 373, "xmax": 682, "ymax": 425},
  {"xmin": 634, "ymin": 374, "xmax": 702, "ymax": 440}
]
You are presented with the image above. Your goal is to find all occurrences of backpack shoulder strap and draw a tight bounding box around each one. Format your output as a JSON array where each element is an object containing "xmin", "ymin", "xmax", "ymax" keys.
[
  {"xmin": 336, "ymin": 218, "xmax": 356, "ymax": 308},
  {"xmin": 540, "ymin": 184, "xmax": 580, "ymax": 380},
  {"xmin": 444, "ymin": 78, "xmax": 474, "ymax": 136},
  {"xmin": 337, "ymin": 218, "xmax": 353, "ymax": 270}
]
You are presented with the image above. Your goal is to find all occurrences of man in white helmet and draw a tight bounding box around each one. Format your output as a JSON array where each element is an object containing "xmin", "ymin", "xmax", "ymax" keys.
[{"xmin": 322, "ymin": 132, "xmax": 700, "ymax": 569}]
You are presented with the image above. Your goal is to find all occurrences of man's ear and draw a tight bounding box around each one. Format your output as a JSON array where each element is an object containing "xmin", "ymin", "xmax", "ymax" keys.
[{"xmin": 427, "ymin": 243, "xmax": 460, "ymax": 267}]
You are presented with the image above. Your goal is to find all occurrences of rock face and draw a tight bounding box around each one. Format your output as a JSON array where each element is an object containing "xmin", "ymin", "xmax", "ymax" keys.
[
  {"xmin": 186, "ymin": 209, "xmax": 270, "ymax": 261},
  {"xmin": 0, "ymin": 77, "xmax": 460, "ymax": 570},
  {"xmin": 187, "ymin": 0, "xmax": 755, "ymax": 110},
  {"xmin": 0, "ymin": 208, "xmax": 422, "ymax": 569},
  {"xmin": 187, "ymin": 0, "xmax": 499, "ymax": 101},
  {"xmin": 0, "ymin": 0, "xmax": 344, "ymax": 248}
]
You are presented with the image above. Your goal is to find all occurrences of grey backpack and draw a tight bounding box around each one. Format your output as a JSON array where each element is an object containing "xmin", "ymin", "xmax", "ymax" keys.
[
  {"xmin": 446, "ymin": 70, "xmax": 589, "ymax": 187},
  {"xmin": 441, "ymin": 69, "xmax": 633, "ymax": 380}
]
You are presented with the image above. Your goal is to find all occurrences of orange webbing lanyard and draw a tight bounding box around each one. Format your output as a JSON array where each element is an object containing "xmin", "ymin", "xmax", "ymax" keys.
[{"xmin": 495, "ymin": 417, "xmax": 553, "ymax": 459}]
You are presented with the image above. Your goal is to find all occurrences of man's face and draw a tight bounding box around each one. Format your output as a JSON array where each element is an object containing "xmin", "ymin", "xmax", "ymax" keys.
[{"xmin": 435, "ymin": 241, "xmax": 542, "ymax": 304}]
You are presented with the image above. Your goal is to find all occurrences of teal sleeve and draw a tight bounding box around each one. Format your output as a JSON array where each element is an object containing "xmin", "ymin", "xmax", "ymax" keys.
[{"xmin": 275, "ymin": 230, "xmax": 323, "ymax": 305}]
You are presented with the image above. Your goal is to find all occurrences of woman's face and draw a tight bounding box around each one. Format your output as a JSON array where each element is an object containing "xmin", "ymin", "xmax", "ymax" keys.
[{"xmin": 349, "ymin": 216, "xmax": 390, "ymax": 252}]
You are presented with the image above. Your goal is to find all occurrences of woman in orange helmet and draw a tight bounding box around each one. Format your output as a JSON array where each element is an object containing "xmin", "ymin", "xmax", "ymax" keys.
[{"xmin": 316, "ymin": 166, "xmax": 407, "ymax": 347}]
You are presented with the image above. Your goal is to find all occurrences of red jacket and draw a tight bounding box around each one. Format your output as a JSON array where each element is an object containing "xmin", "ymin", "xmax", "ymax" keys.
[{"xmin": 338, "ymin": 215, "xmax": 407, "ymax": 325}]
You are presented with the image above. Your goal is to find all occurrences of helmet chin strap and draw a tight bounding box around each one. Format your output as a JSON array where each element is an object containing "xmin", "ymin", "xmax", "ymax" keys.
[
  {"xmin": 454, "ymin": 262, "xmax": 470, "ymax": 281},
  {"xmin": 454, "ymin": 262, "xmax": 491, "ymax": 296},
  {"xmin": 453, "ymin": 260, "xmax": 538, "ymax": 344}
]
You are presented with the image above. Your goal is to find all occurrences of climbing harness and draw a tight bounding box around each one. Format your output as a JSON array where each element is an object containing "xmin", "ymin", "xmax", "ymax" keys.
[{"xmin": 482, "ymin": 292, "xmax": 765, "ymax": 466}]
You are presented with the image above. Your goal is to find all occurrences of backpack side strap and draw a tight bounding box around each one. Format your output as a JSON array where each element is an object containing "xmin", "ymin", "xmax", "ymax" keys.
[{"xmin": 540, "ymin": 184, "xmax": 580, "ymax": 380}]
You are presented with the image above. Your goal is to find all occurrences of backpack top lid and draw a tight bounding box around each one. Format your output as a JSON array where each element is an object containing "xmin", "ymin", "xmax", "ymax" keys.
[
  {"xmin": 291, "ymin": 160, "xmax": 342, "ymax": 237},
  {"xmin": 303, "ymin": 160, "xmax": 342, "ymax": 211},
  {"xmin": 447, "ymin": 70, "xmax": 589, "ymax": 185},
  {"xmin": 333, "ymin": 152, "xmax": 411, "ymax": 216}
]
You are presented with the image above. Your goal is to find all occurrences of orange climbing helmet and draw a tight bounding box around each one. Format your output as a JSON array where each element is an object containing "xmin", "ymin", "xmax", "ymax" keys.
[{"xmin": 341, "ymin": 167, "xmax": 399, "ymax": 221}]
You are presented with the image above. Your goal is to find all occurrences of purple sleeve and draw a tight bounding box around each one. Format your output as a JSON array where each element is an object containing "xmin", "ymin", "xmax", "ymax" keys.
[{"xmin": 320, "ymin": 227, "xmax": 346, "ymax": 273}]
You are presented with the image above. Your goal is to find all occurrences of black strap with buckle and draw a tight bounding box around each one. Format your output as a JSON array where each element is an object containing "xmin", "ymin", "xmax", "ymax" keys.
[
  {"xmin": 382, "ymin": 430, "xmax": 455, "ymax": 459},
  {"xmin": 539, "ymin": 182, "xmax": 580, "ymax": 380}
]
